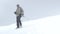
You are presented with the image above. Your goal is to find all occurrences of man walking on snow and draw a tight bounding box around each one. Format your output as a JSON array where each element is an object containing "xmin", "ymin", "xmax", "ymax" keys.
[{"xmin": 14, "ymin": 4, "xmax": 24, "ymax": 28}]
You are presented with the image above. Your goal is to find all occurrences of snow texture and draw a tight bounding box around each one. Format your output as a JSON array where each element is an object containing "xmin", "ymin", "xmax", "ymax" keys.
[{"xmin": 0, "ymin": 15, "xmax": 60, "ymax": 34}]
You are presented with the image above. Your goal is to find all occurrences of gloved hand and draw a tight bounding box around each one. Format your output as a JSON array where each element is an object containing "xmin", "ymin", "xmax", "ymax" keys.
[
  {"xmin": 14, "ymin": 12, "xmax": 16, "ymax": 14},
  {"xmin": 23, "ymin": 15, "xmax": 24, "ymax": 17},
  {"xmin": 22, "ymin": 14, "xmax": 24, "ymax": 17}
]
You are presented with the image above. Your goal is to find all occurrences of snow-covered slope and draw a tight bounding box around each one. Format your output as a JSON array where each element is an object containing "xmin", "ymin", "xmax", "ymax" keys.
[{"xmin": 0, "ymin": 15, "xmax": 60, "ymax": 34}]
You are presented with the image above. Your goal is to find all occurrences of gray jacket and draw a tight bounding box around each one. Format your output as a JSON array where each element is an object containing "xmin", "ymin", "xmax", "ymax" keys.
[{"xmin": 15, "ymin": 7, "xmax": 24, "ymax": 16}]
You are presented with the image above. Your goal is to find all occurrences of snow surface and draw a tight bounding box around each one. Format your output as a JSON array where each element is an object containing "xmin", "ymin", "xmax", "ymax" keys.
[{"xmin": 0, "ymin": 15, "xmax": 60, "ymax": 34}]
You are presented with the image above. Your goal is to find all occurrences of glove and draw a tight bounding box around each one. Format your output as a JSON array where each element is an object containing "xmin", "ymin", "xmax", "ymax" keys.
[{"xmin": 14, "ymin": 12, "xmax": 16, "ymax": 14}]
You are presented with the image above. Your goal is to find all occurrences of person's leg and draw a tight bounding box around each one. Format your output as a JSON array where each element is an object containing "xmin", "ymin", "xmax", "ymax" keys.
[
  {"xmin": 20, "ymin": 19, "xmax": 22, "ymax": 26},
  {"xmin": 19, "ymin": 15, "xmax": 22, "ymax": 26},
  {"xmin": 16, "ymin": 16, "xmax": 20, "ymax": 28}
]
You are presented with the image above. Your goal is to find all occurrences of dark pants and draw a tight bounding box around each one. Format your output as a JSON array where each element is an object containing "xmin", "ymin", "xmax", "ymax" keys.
[{"xmin": 16, "ymin": 15, "xmax": 22, "ymax": 28}]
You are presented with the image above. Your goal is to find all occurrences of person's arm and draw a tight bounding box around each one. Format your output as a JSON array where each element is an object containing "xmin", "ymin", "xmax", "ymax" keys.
[
  {"xmin": 22, "ymin": 11, "xmax": 24, "ymax": 17},
  {"xmin": 22, "ymin": 9, "xmax": 24, "ymax": 17},
  {"xmin": 20, "ymin": 7, "xmax": 24, "ymax": 17}
]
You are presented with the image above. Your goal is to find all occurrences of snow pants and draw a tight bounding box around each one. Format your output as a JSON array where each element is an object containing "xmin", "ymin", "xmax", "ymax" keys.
[{"xmin": 16, "ymin": 15, "xmax": 22, "ymax": 28}]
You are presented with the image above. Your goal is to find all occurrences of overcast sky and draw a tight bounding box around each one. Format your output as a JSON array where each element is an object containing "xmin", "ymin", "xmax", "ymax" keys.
[{"xmin": 0, "ymin": 0, "xmax": 60, "ymax": 26}]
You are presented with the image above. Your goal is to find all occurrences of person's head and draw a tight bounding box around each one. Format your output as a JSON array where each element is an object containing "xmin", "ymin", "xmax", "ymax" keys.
[{"xmin": 17, "ymin": 4, "xmax": 20, "ymax": 7}]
